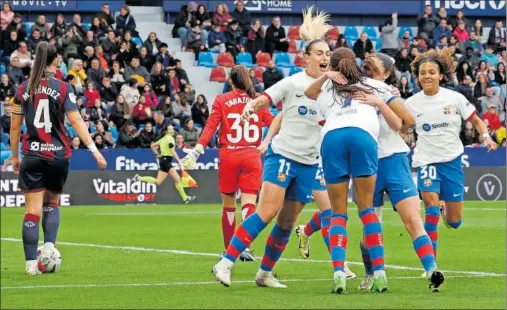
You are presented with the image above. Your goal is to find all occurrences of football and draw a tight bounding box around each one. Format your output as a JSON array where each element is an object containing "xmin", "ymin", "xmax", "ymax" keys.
[{"xmin": 37, "ymin": 246, "xmax": 62, "ymax": 273}]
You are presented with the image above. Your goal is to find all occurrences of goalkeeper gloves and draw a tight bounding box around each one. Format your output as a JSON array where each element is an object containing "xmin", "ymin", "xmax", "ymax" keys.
[{"xmin": 181, "ymin": 144, "xmax": 204, "ymax": 169}]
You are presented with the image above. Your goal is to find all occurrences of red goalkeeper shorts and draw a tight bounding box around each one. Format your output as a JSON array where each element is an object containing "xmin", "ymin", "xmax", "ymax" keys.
[{"xmin": 218, "ymin": 148, "xmax": 262, "ymax": 195}]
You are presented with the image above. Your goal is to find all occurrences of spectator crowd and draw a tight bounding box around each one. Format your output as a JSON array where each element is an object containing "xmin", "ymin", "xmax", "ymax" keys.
[{"xmin": 0, "ymin": 1, "xmax": 506, "ymax": 152}]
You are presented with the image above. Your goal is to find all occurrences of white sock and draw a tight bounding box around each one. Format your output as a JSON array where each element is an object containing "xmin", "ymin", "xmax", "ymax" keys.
[
  {"xmin": 334, "ymin": 270, "xmax": 346, "ymax": 278},
  {"xmin": 220, "ymin": 258, "xmax": 234, "ymax": 269},
  {"xmin": 43, "ymin": 242, "xmax": 55, "ymax": 250},
  {"xmin": 373, "ymin": 270, "xmax": 386, "ymax": 277},
  {"xmin": 25, "ymin": 260, "xmax": 37, "ymax": 269},
  {"xmin": 256, "ymin": 269, "xmax": 271, "ymax": 278}
]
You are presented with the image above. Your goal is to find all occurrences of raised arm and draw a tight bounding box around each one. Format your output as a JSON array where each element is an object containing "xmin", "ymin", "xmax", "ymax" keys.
[{"xmin": 257, "ymin": 112, "xmax": 282, "ymax": 154}]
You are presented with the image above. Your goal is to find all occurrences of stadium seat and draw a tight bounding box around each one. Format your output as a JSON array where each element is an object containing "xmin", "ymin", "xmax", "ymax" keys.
[
  {"xmin": 288, "ymin": 40, "xmax": 298, "ymax": 53},
  {"xmin": 327, "ymin": 27, "xmax": 340, "ymax": 41},
  {"xmin": 1, "ymin": 150, "xmax": 12, "ymax": 165},
  {"xmin": 236, "ymin": 52, "xmax": 254, "ymax": 67},
  {"xmin": 375, "ymin": 39, "xmax": 382, "ymax": 52},
  {"xmin": 83, "ymin": 23, "xmax": 91, "ymax": 31},
  {"xmin": 0, "ymin": 64, "xmax": 4, "ymax": 75},
  {"xmin": 89, "ymin": 126, "xmax": 96, "ymax": 133},
  {"xmin": 346, "ymin": 38, "xmax": 354, "ymax": 48},
  {"xmin": 344, "ymin": 26, "xmax": 359, "ymax": 40},
  {"xmin": 288, "ymin": 25, "xmax": 301, "ymax": 40},
  {"xmin": 210, "ymin": 67, "xmax": 227, "ymax": 82},
  {"xmin": 0, "ymin": 50, "xmax": 3, "ymax": 57},
  {"xmin": 1, "ymin": 133, "xmax": 9, "ymax": 145},
  {"xmin": 217, "ymin": 52, "xmax": 235, "ymax": 67},
  {"xmin": 256, "ymin": 52, "xmax": 271, "ymax": 67},
  {"xmin": 300, "ymin": 40, "xmax": 306, "ymax": 49},
  {"xmin": 362, "ymin": 26, "xmax": 378, "ymax": 39},
  {"xmin": 289, "ymin": 66, "xmax": 303, "ymax": 76},
  {"xmin": 0, "ymin": 142, "xmax": 9, "ymax": 151},
  {"xmin": 274, "ymin": 52, "xmax": 294, "ymax": 68},
  {"xmin": 138, "ymin": 124, "xmax": 146, "ymax": 130},
  {"xmin": 197, "ymin": 52, "xmax": 217, "ymax": 68},
  {"xmin": 23, "ymin": 23, "xmax": 30, "ymax": 36},
  {"xmin": 132, "ymin": 37, "xmax": 142, "ymax": 48},
  {"xmin": 294, "ymin": 54, "xmax": 305, "ymax": 68},
  {"xmin": 253, "ymin": 67, "xmax": 264, "ymax": 83},
  {"xmin": 21, "ymin": 123, "xmax": 27, "ymax": 132},
  {"xmin": 398, "ymin": 26, "xmax": 414, "ymax": 39}
]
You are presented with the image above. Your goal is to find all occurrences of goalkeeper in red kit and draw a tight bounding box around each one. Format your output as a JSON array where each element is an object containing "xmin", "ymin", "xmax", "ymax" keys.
[{"xmin": 182, "ymin": 65, "xmax": 274, "ymax": 261}]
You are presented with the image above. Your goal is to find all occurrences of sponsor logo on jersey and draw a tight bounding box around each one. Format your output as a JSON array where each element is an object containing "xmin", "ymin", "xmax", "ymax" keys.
[
  {"xmin": 422, "ymin": 122, "xmax": 449, "ymax": 132},
  {"xmin": 29, "ymin": 142, "xmax": 63, "ymax": 152},
  {"xmin": 93, "ymin": 178, "xmax": 157, "ymax": 203},
  {"xmin": 298, "ymin": 106, "xmax": 308, "ymax": 115},
  {"xmin": 424, "ymin": 179, "xmax": 432, "ymax": 187}
]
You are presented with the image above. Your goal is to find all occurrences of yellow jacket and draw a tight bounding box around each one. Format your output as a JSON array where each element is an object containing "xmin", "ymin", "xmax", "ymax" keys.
[{"xmin": 68, "ymin": 69, "xmax": 87, "ymax": 87}]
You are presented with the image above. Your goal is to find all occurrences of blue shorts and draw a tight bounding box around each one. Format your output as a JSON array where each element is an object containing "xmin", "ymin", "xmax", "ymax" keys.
[
  {"xmin": 313, "ymin": 167, "xmax": 327, "ymax": 191},
  {"xmin": 417, "ymin": 156, "xmax": 464, "ymax": 202},
  {"xmin": 263, "ymin": 146, "xmax": 318, "ymax": 204},
  {"xmin": 374, "ymin": 153, "xmax": 418, "ymax": 209},
  {"xmin": 321, "ymin": 127, "xmax": 378, "ymax": 184}
]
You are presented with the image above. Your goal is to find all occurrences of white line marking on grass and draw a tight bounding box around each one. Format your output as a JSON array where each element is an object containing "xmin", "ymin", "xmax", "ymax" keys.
[
  {"xmin": 85, "ymin": 207, "xmax": 506, "ymax": 216},
  {"xmin": 2, "ymin": 238, "xmax": 504, "ymax": 277},
  {"xmin": 1, "ymin": 275, "xmax": 502, "ymax": 290}
]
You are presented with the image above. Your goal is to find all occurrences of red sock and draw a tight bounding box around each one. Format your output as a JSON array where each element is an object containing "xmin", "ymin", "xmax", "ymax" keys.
[
  {"xmin": 241, "ymin": 203, "xmax": 255, "ymax": 221},
  {"xmin": 221, "ymin": 207, "xmax": 236, "ymax": 249}
]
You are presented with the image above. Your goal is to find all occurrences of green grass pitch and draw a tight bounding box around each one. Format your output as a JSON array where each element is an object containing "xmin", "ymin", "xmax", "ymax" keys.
[{"xmin": 1, "ymin": 201, "xmax": 505, "ymax": 309}]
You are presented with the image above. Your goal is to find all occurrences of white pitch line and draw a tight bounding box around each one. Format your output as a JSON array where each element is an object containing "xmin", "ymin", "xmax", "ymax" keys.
[
  {"xmin": 1, "ymin": 238, "xmax": 504, "ymax": 277},
  {"xmin": 0, "ymin": 275, "xmax": 501, "ymax": 290},
  {"xmin": 84, "ymin": 207, "xmax": 506, "ymax": 216}
]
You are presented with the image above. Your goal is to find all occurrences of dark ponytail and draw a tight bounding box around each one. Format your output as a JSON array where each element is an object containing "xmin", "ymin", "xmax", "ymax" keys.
[
  {"xmin": 27, "ymin": 41, "xmax": 58, "ymax": 98},
  {"xmin": 363, "ymin": 53, "xmax": 398, "ymax": 86},
  {"xmin": 229, "ymin": 65, "xmax": 256, "ymax": 98}
]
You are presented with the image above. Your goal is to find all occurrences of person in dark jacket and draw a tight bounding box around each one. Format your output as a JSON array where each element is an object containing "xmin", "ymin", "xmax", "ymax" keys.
[
  {"xmin": 101, "ymin": 30, "xmax": 119, "ymax": 57},
  {"xmin": 187, "ymin": 24, "xmax": 208, "ymax": 61},
  {"xmin": 191, "ymin": 94, "xmax": 209, "ymax": 127},
  {"xmin": 139, "ymin": 121, "xmax": 156, "ymax": 147},
  {"xmin": 195, "ymin": 4, "xmax": 212, "ymax": 31},
  {"xmin": 179, "ymin": 119, "xmax": 200, "ymax": 147},
  {"xmin": 416, "ymin": 5, "xmax": 440, "ymax": 41},
  {"xmin": 226, "ymin": 20, "xmax": 244, "ymax": 59},
  {"xmin": 116, "ymin": 120, "xmax": 140, "ymax": 148},
  {"xmin": 116, "ymin": 5, "xmax": 138, "ymax": 37},
  {"xmin": 6, "ymin": 14, "xmax": 27, "ymax": 43},
  {"xmin": 487, "ymin": 20, "xmax": 507, "ymax": 51},
  {"xmin": 2, "ymin": 30, "xmax": 18, "ymax": 66},
  {"xmin": 100, "ymin": 76, "xmax": 118, "ymax": 106},
  {"xmin": 455, "ymin": 75, "xmax": 476, "ymax": 107},
  {"xmin": 69, "ymin": 14, "xmax": 87, "ymax": 46},
  {"xmin": 395, "ymin": 48, "xmax": 412, "ymax": 73},
  {"xmin": 139, "ymin": 47, "xmax": 154, "ymax": 73},
  {"xmin": 265, "ymin": 16, "xmax": 288, "ymax": 56},
  {"xmin": 109, "ymin": 94, "xmax": 131, "ymax": 129},
  {"xmin": 262, "ymin": 60, "xmax": 284, "ymax": 90},
  {"xmin": 26, "ymin": 29, "xmax": 43, "ymax": 55},
  {"xmin": 172, "ymin": 4, "xmax": 197, "ymax": 40},
  {"xmin": 174, "ymin": 59, "xmax": 190, "ymax": 85},
  {"xmin": 86, "ymin": 58, "xmax": 106, "ymax": 88},
  {"xmin": 151, "ymin": 62, "xmax": 172, "ymax": 97},
  {"xmin": 6, "ymin": 59, "xmax": 24, "ymax": 86},
  {"xmin": 208, "ymin": 24, "xmax": 227, "ymax": 53},
  {"xmin": 352, "ymin": 32, "xmax": 374, "ymax": 63},
  {"xmin": 247, "ymin": 19, "xmax": 265, "ymax": 63},
  {"xmin": 155, "ymin": 43, "xmax": 175, "ymax": 68},
  {"xmin": 50, "ymin": 14, "xmax": 67, "ymax": 39},
  {"xmin": 90, "ymin": 16, "xmax": 109, "ymax": 39},
  {"xmin": 97, "ymin": 3, "xmax": 115, "ymax": 29},
  {"xmin": 143, "ymin": 32, "xmax": 162, "ymax": 57},
  {"xmin": 231, "ymin": 0, "xmax": 251, "ymax": 37}
]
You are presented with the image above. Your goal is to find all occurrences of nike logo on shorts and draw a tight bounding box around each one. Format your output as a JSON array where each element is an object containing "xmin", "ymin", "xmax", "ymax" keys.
[
  {"xmin": 306, "ymin": 195, "xmax": 313, "ymax": 199},
  {"xmin": 403, "ymin": 189, "xmax": 411, "ymax": 193},
  {"xmin": 453, "ymin": 193, "xmax": 460, "ymax": 197}
]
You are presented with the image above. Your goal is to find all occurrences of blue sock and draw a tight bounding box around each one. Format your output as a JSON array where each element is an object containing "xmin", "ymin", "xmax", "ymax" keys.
[
  {"xmin": 224, "ymin": 213, "xmax": 267, "ymax": 263},
  {"xmin": 424, "ymin": 206, "xmax": 440, "ymax": 256},
  {"xmin": 42, "ymin": 202, "xmax": 60, "ymax": 244},
  {"xmin": 319, "ymin": 209, "xmax": 331, "ymax": 250},
  {"xmin": 260, "ymin": 224, "xmax": 291, "ymax": 272},
  {"xmin": 447, "ymin": 219, "xmax": 462, "ymax": 229},
  {"xmin": 413, "ymin": 235, "xmax": 437, "ymax": 273},
  {"xmin": 22, "ymin": 213, "xmax": 40, "ymax": 261},
  {"xmin": 329, "ymin": 213, "xmax": 348, "ymax": 272},
  {"xmin": 360, "ymin": 241, "xmax": 373, "ymax": 275}
]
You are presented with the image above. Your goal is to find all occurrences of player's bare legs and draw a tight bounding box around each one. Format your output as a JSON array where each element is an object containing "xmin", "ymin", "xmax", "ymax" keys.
[
  {"xmin": 256, "ymin": 199, "xmax": 305, "ymax": 288},
  {"xmin": 136, "ymin": 169, "xmax": 192, "ymax": 203},
  {"xmin": 441, "ymin": 201, "xmax": 463, "ymax": 229},
  {"xmin": 213, "ymin": 182, "xmax": 285, "ymax": 287},
  {"xmin": 23, "ymin": 190, "xmax": 45, "ymax": 275}
]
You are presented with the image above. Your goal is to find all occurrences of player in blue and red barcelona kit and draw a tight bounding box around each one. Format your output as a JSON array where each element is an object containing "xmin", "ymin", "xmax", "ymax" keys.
[
  {"xmin": 406, "ymin": 49, "xmax": 497, "ymax": 286},
  {"xmin": 210, "ymin": 7, "xmax": 333, "ymax": 288},
  {"xmin": 9, "ymin": 42, "xmax": 106, "ymax": 275},
  {"xmin": 182, "ymin": 65, "xmax": 273, "ymax": 261}
]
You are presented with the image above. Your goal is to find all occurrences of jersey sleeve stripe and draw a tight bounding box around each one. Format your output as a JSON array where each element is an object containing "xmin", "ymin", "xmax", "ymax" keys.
[
  {"xmin": 385, "ymin": 96, "xmax": 397, "ymax": 105},
  {"xmin": 263, "ymin": 92, "xmax": 274, "ymax": 104},
  {"xmin": 466, "ymin": 110, "xmax": 477, "ymax": 121}
]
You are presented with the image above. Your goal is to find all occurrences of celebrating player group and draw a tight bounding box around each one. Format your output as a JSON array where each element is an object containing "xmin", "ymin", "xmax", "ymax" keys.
[
  {"xmin": 12, "ymin": 6, "xmax": 497, "ymax": 296},
  {"xmin": 181, "ymin": 6, "xmax": 497, "ymax": 294}
]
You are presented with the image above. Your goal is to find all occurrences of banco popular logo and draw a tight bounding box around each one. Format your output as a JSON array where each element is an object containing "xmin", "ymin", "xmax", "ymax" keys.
[{"xmin": 475, "ymin": 174, "xmax": 503, "ymax": 201}]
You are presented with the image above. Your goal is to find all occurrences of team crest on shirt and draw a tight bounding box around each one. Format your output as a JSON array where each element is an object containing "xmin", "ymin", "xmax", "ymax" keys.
[
  {"xmin": 443, "ymin": 105, "xmax": 454, "ymax": 115},
  {"xmin": 278, "ymin": 173, "xmax": 286, "ymax": 182},
  {"xmin": 424, "ymin": 179, "xmax": 432, "ymax": 187}
]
